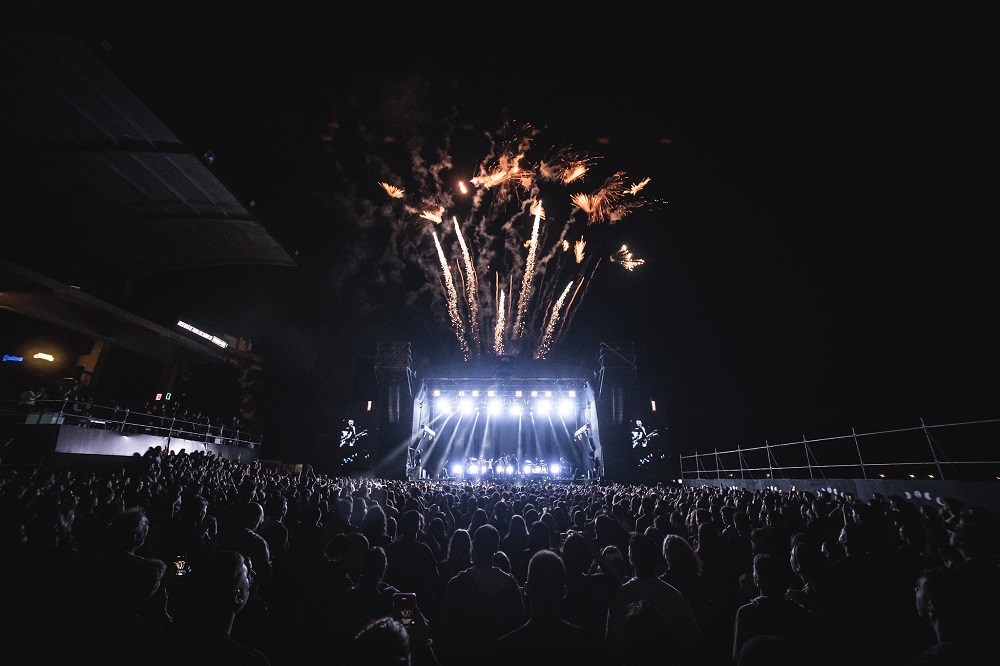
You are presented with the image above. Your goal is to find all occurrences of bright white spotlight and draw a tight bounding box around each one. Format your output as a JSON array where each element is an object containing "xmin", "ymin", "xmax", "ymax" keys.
[
  {"xmin": 468, "ymin": 463, "xmax": 481, "ymax": 475},
  {"xmin": 536, "ymin": 398, "xmax": 552, "ymax": 414},
  {"xmin": 487, "ymin": 398, "xmax": 503, "ymax": 415},
  {"xmin": 451, "ymin": 463, "xmax": 463, "ymax": 476},
  {"xmin": 435, "ymin": 397, "xmax": 452, "ymax": 413},
  {"xmin": 508, "ymin": 403, "xmax": 523, "ymax": 416},
  {"xmin": 459, "ymin": 397, "xmax": 475, "ymax": 414},
  {"xmin": 558, "ymin": 398, "xmax": 575, "ymax": 416},
  {"xmin": 505, "ymin": 464, "xmax": 515, "ymax": 474},
  {"xmin": 550, "ymin": 463, "xmax": 561, "ymax": 476}
]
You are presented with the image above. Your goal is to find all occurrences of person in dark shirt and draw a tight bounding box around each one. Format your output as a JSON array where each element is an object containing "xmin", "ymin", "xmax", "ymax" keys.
[
  {"xmin": 156, "ymin": 549, "xmax": 271, "ymax": 665},
  {"xmin": 493, "ymin": 548, "xmax": 606, "ymax": 666}
]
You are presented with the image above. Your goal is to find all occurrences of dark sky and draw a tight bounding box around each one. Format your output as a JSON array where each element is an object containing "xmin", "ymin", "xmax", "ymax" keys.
[{"xmin": 13, "ymin": 5, "xmax": 997, "ymax": 463}]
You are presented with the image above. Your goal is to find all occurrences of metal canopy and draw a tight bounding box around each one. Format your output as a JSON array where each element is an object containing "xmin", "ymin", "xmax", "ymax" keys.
[
  {"xmin": 0, "ymin": 30, "xmax": 296, "ymax": 366},
  {"xmin": 0, "ymin": 30, "xmax": 296, "ymax": 281}
]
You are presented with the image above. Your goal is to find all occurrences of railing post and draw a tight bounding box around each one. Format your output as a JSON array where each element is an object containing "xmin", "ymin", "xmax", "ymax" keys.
[
  {"xmin": 852, "ymin": 427, "xmax": 867, "ymax": 479},
  {"xmin": 921, "ymin": 417, "xmax": 945, "ymax": 480},
  {"xmin": 805, "ymin": 436, "xmax": 813, "ymax": 479},
  {"xmin": 715, "ymin": 449, "xmax": 721, "ymax": 481},
  {"xmin": 737, "ymin": 443, "xmax": 744, "ymax": 479},
  {"xmin": 766, "ymin": 441, "xmax": 773, "ymax": 481}
]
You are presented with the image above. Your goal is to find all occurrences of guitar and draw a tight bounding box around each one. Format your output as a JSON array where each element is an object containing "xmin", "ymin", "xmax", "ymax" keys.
[{"xmin": 341, "ymin": 429, "xmax": 368, "ymax": 446}]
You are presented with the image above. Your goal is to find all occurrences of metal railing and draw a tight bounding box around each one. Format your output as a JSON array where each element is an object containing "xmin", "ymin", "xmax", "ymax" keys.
[
  {"xmin": 1, "ymin": 398, "xmax": 262, "ymax": 448},
  {"xmin": 679, "ymin": 418, "xmax": 1000, "ymax": 482}
]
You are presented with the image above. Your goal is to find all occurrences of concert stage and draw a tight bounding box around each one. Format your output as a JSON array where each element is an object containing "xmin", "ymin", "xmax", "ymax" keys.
[{"xmin": 405, "ymin": 358, "xmax": 605, "ymax": 482}]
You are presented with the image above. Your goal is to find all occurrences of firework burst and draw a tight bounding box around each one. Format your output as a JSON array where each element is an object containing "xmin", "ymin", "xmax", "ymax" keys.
[{"xmin": 376, "ymin": 122, "xmax": 658, "ymax": 360}]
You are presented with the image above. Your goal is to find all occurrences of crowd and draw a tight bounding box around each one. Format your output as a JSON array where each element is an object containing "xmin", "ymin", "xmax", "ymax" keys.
[{"xmin": 0, "ymin": 445, "xmax": 996, "ymax": 665}]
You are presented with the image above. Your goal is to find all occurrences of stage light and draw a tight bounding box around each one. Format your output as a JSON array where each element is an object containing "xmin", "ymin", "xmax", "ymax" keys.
[
  {"xmin": 509, "ymin": 403, "xmax": 523, "ymax": 416},
  {"xmin": 458, "ymin": 397, "xmax": 475, "ymax": 414},
  {"xmin": 432, "ymin": 389, "xmax": 441, "ymax": 397},
  {"xmin": 536, "ymin": 398, "xmax": 552, "ymax": 414},
  {"xmin": 530, "ymin": 390, "xmax": 538, "ymax": 397},
  {"xmin": 468, "ymin": 463, "xmax": 481, "ymax": 475},
  {"xmin": 515, "ymin": 390, "xmax": 523, "ymax": 398},
  {"xmin": 550, "ymin": 463, "xmax": 561, "ymax": 475},
  {"xmin": 558, "ymin": 398, "xmax": 575, "ymax": 416},
  {"xmin": 487, "ymin": 390, "xmax": 496, "ymax": 397},
  {"xmin": 487, "ymin": 398, "xmax": 503, "ymax": 415},
  {"xmin": 568, "ymin": 390, "xmax": 576, "ymax": 397},
  {"xmin": 505, "ymin": 464, "xmax": 515, "ymax": 475},
  {"xmin": 451, "ymin": 463, "xmax": 463, "ymax": 476},
  {"xmin": 435, "ymin": 397, "xmax": 452, "ymax": 413}
]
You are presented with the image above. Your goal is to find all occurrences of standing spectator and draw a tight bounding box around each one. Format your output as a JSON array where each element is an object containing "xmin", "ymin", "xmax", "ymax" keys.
[
  {"xmin": 513, "ymin": 520, "xmax": 553, "ymax": 585},
  {"xmin": 0, "ymin": 506, "xmax": 80, "ymax": 665},
  {"xmin": 385, "ymin": 509, "xmax": 442, "ymax": 621},
  {"xmin": 156, "ymin": 550, "xmax": 271, "ymax": 665},
  {"xmin": 438, "ymin": 528, "xmax": 472, "ymax": 589},
  {"xmin": 206, "ymin": 501, "xmax": 272, "ymax": 590},
  {"xmin": 906, "ymin": 567, "xmax": 990, "ymax": 664},
  {"xmin": 492, "ymin": 549, "xmax": 606, "ymax": 665},
  {"xmin": 436, "ymin": 524, "xmax": 526, "ymax": 666},
  {"xmin": 560, "ymin": 531, "xmax": 621, "ymax": 645},
  {"xmin": 607, "ymin": 532, "xmax": 702, "ymax": 665},
  {"xmin": 732, "ymin": 553, "xmax": 823, "ymax": 663},
  {"xmin": 500, "ymin": 513, "xmax": 529, "ymax": 564},
  {"xmin": 660, "ymin": 533, "xmax": 715, "ymax": 663},
  {"xmin": 331, "ymin": 546, "xmax": 401, "ymax": 647},
  {"xmin": 62, "ymin": 508, "xmax": 171, "ymax": 665}
]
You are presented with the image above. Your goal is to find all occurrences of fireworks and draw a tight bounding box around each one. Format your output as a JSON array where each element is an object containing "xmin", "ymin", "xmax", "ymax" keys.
[
  {"xmin": 377, "ymin": 122, "xmax": 657, "ymax": 360},
  {"xmin": 610, "ymin": 245, "xmax": 646, "ymax": 271}
]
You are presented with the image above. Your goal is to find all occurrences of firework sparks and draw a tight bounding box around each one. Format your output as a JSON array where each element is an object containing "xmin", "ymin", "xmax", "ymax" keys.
[
  {"xmin": 534, "ymin": 280, "xmax": 574, "ymax": 360},
  {"xmin": 420, "ymin": 207, "xmax": 444, "ymax": 224},
  {"xmin": 375, "ymin": 122, "xmax": 656, "ymax": 360},
  {"xmin": 494, "ymin": 288, "xmax": 506, "ymax": 356},
  {"xmin": 432, "ymin": 230, "xmax": 470, "ymax": 360},
  {"xmin": 453, "ymin": 217, "xmax": 481, "ymax": 349},
  {"xmin": 379, "ymin": 182, "xmax": 405, "ymax": 198},
  {"xmin": 512, "ymin": 207, "xmax": 542, "ymax": 341},
  {"xmin": 610, "ymin": 245, "xmax": 646, "ymax": 271}
]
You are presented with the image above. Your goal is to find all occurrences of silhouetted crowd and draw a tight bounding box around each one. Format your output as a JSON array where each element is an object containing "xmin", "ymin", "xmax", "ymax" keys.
[{"xmin": 0, "ymin": 446, "xmax": 997, "ymax": 665}]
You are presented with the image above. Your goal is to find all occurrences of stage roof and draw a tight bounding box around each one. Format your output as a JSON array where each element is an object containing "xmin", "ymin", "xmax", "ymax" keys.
[{"xmin": 0, "ymin": 31, "xmax": 296, "ymax": 365}]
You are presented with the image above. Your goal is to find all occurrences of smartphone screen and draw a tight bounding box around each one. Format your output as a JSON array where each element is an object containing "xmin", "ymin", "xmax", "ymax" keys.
[{"xmin": 393, "ymin": 592, "xmax": 417, "ymax": 626}]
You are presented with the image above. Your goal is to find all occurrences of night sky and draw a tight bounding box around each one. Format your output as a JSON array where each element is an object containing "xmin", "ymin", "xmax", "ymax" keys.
[{"xmin": 10, "ymin": 6, "xmax": 997, "ymax": 465}]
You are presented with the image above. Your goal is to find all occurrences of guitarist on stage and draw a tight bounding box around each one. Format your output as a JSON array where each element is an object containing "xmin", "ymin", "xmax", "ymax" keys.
[
  {"xmin": 631, "ymin": 420, "xmax": 658, "ymax": 448},
  {"xmin": 340, "ymin": 419, "xmax": 367, "ymax": 447}
]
